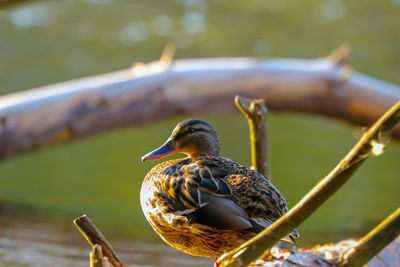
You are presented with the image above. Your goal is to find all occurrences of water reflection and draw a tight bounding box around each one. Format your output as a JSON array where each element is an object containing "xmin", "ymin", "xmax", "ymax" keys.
[
  {"xmin": 315, "ymin": 0, "xmax": 347, "ymax": 23},
  {"xmin": 76, "ymin": 20, "xmax": 98, "ymax": 41},
  {"xmin": 0, "ymin": 216, "xmax": 210, "ymax": 267},
  {"xmin": 182, "ymin": 0, "xmax": 207, "ymax": 34},
  {"xmin": 9, "ymin": 6, "xmax": 52, "ymax": 28},
  {"xmin": 182, "ymin": 12, "xmax": 206, "ymax": 34},
  {"xmin": 152, "ymin": 15, "xmax": 174, "ymax": 36},
  {"xmin": 183, "ymin": 0, "xmax": 208, "ymax": 13},
  {"xmin": 173, "ymin": 34, "xmax": 194, "ymax": 49},
  {"xmin": 118, "ymin": 21, "xmax": 150, "ymax": 46},
  {"xmin": 81, "ymin": 0, "xmax": 111, "ymax": 5},
  {"xmin": 262, "ymin": 0, "xmax": 287, "ymax": 12},
  {"xmin": 252, "ymin": 39, "xmax": 271, "ymax": 57}
]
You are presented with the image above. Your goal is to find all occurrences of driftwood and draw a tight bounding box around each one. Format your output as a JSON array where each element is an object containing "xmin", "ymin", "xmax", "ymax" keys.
[
  {"xmin": 250, "ymin": 237, "xmax": 400, "ymax": 267},
  {"xmin": 74, "ymin": 215, "xmax": 124, "ymax": 267},
  {"xmin": 1, "ymin": 48, "xmax": 400, "ymax": 159},
  {"xmin": 90, "ymin": 245, "xmax": 111, "ymax": 267}
]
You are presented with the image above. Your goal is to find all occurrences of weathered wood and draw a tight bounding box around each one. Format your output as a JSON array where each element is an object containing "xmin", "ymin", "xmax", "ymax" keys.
[
  {"xmin": 74, "ymin": 215, "xmax": 124, "ymax": 267},
  {"xmin": 235, "ymin": 95, "xmax": 270, "ymax": 179},
  {"xmin": 249, "ymin": 236, "xmax": 400, "ymax": 267},
  {"xmin": 1, "ymin": 54, "xmax": 400, "ymax": 159},
  {"xmin": 217, "ymin": 101, "xmax": 400, "ymax": 266},
  {"xmin": 341, "ymin": 207, "xmax": 400, "ymax": 266},
  {"xmin": 90, "ymin": 245, "xmax": 111, "ymax": 267}
]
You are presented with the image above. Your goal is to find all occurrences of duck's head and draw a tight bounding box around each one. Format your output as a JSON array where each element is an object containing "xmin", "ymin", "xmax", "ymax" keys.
[{"xmin": 141, "ymin": 119, "xmax": 219, "ymax": 161}]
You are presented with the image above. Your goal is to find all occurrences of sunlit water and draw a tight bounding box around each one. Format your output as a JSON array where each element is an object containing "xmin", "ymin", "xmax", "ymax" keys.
[{"xmin": 0, "ymin": 216, "xmax": 210, "ymax": 267}]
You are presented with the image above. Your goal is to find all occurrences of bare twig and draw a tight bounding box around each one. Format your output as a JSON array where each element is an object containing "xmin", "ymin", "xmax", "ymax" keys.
[
  {"xmin": 90, "ymin": 245, "xmax": 112, "ymax": 267},
  {"xmin": 341, "ymin": 207, "xmax": 400, "ymax": 266},
  {"xmin": 327, "ymin": 44, "xmax": 351, "ymax": 65},
  {"xmin": 159, "ymin": 43, "xmax": 176, "ymax": 65},
  {"xmin": 235, "ymin": 95, "xmax": 270, "ymax": 178},
  {"xmin": 217, "ymin": 101, "xmax": 400, "ymax": 266},
  {"xmin": 74, "ymin": 215, "xmax": 124, "ymax": 267}
]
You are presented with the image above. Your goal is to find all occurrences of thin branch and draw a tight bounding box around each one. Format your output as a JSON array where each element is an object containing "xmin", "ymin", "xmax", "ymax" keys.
[
  {"xmin": 341, "ymin": 207, "xmax": 400, "ymax": 266},
  {"xmin": 217, "ymin": 100, "xmax": 400, "ymax": 267},
  {"xmin": 90, "ymin": 245, "xmax": 112, "ymax": 267},
  {"xmin": 74, "ymin": 215, "xmax": 124, "ymax": 267},
  {"xmin": 159, "ymin": 43, "xmax": 176, "ymax": 65},
  {"xmin": 327, "ymin": 43, "xmax": 351, "ymax": 65},
  {"xmin": 235, "ymin": 95, "xmax": 270, "ymax": 178}
]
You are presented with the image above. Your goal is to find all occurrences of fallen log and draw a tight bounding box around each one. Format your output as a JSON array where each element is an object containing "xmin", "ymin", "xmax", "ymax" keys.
[
  {"xmin": 1, "ymin": 48, "xmax": 400, "ymax": 158},
  {"xmin": 251, "ymin": 236, "xmax": 400, "ymax": 267}
]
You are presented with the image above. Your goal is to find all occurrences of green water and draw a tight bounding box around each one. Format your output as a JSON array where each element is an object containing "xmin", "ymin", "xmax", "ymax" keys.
[{"xmin": 0, "ymin": 0, "xmax": 399, "ymax": 250}]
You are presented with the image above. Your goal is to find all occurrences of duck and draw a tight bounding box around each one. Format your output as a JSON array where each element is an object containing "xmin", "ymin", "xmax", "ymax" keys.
[{"xmin": 140, "ymin": 118, "xmax": 299, "ymax": 259}]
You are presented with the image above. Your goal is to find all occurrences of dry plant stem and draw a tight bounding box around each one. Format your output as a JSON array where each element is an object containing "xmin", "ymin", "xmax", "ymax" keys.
[
  {"xmin": 235, "ymin": 95, "xmax": 270, "ymax": 178},
  {"xmin": 159, "ymin": 43, "xmax": 176, "ymax": 65},
  {"xmin": 74, "ymin": 215, "xmax": 124, "ymax": 267},
  {"xmin": 341, "ymin": 207, "xmax": 400, "ymax": 266},
  {"xmin": 2, "ymin": 51, "xmax": 400, "ymax": 159},
  {"xmin": 217, "ymin": 101, "xmax": 400, "ymax": 267},
  {"xmin": 91, "ymin": 245, "xmax": 111, "ymax": 267}
]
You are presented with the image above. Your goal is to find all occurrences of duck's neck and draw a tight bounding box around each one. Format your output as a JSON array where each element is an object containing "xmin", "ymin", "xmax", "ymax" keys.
[{"xmin": 187, "ymin": 148, "xmax": 219, "ymax": 158}]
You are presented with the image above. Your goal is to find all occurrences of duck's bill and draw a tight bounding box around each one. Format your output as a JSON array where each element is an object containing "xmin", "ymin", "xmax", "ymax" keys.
[{"xmin": 141, "ymin": 140, "xmax": 178, "ymax": 161}]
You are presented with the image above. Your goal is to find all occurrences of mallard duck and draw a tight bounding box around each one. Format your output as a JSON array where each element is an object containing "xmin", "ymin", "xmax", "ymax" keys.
[{"xmin": 140, "ymin": 119, "xmax": 299, "ymax": 259}]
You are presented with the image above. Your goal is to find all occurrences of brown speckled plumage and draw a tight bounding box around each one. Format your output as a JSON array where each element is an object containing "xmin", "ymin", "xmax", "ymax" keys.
[{"xmin": 140, "ymin": 119, "xmax": 298, "ymax": 258}]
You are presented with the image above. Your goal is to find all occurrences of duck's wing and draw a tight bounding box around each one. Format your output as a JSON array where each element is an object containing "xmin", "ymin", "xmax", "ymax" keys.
[
  {"xmin": 184, "ymin": 194, "xmax": 254, "ymax": 230},
  {"xmin": 181, "ymin": 158, "xmax": 300, "ymax": 243},
  {"xmin": 191, "ymin": 157, "xmax": 288, "ymax": 219},
  {"xmin": 166, "ymin": 159, "xmax": 256, "ymax": 231},
  {"xmin": 165, "ymin": 157, "xmax": 299, "ymax": 241}
]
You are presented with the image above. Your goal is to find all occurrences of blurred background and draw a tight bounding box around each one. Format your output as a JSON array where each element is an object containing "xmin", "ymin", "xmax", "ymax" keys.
[{"xmin": 0, "ymin": 0, "xmax": 399, "ymax": 266}]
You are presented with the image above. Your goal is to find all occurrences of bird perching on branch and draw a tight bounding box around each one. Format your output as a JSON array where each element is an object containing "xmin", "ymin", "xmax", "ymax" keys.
[{"xmin": 140, "ymin": 119, "xmax": 298, "ymax": 261}]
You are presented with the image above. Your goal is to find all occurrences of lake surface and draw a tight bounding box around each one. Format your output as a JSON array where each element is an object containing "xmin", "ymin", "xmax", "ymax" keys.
[
  {"xmin": 0, "ymin": 213, "xmax": 211, "ymax": 266},
  {"xmin": 1, "ymin": 0, "xmax": 400, "ymax": 266}
]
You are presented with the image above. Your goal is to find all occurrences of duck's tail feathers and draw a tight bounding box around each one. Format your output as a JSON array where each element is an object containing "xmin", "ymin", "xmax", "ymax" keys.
[
  {"xmin": 281, "ymin": 229, "xmax": 300, "ymax": 246},
  {"xmin": 249, "ymin": 218, "xmax": 300, "ymax": 246}
]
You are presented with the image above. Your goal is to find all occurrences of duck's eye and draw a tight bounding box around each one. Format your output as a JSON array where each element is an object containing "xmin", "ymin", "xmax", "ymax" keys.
[{"xmin": 188, "ymin": 127, "xmax": 195, "ymax": 133}]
